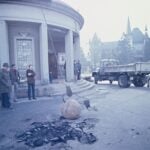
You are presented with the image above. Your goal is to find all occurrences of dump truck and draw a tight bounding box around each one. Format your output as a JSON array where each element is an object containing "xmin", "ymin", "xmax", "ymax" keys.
[{"xmin": 92, "ymin": 59, "xmax": 150, "ymax": 88}]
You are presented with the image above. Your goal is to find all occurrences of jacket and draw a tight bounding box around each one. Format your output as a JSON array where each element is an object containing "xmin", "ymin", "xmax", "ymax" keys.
[
  {"xmin": 10, "ymin": 68, "xmax": 20, "ymax": 84},
  {"xmin": 26, "ymin": 69, "xmax": 35, "ymax": 84},
  {"xmin": 0, "ymin": 69, "xmax": 11, "ymax": 93}
]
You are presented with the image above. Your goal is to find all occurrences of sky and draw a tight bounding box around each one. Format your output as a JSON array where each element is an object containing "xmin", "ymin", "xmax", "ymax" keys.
[{"xmin": 63, "ymin": 0, "xmax": 150, "ymax": 51}]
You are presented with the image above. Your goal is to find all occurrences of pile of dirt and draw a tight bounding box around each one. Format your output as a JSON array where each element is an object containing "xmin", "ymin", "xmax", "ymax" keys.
[{"xmin": 16, "ymin": 118, "xmax": 98, "ymax": 148}]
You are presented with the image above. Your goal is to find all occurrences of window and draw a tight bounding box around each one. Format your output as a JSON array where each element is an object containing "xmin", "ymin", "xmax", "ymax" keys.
[{"xmin": 16, "ymin": 39, "xmax": 33, "ymax": 80}]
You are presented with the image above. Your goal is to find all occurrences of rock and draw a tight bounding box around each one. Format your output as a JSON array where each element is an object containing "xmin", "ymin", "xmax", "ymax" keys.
[
  {"xmin": 33, "ymin": 138, "xmax": 44, "ymax": 147},
  {"xmin": 83, "ymin": 100, "xmax": 90, "ymax": 109},
  {"xmin": 66, "ymin": 85, "xmax": 73, "ymax": 97},
  {"xmin": 61, "ymin": 98, "xmax": 81, "ymax": 120},
  {"xmin": 79, "ymin": 133, "xmax": 97, "ymax": 144}
]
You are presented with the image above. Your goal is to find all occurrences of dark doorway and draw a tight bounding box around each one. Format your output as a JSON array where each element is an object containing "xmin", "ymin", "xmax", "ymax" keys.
[{"xmin": 48, "ymin": 53, "xmax": 58, "ymax": 79}]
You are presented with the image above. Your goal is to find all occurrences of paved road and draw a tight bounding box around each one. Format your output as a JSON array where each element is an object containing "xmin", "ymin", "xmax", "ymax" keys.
[
  {"xmin": 0, "ymin": 81, "xmax": 150, "ymax": 150},
  {"xmin": 0, "ymin": 96, "xmax": 63, "ymax": 150},
  {"xmin": 73, "ymin": 82, "xmax": 150, "ymax": 150}
]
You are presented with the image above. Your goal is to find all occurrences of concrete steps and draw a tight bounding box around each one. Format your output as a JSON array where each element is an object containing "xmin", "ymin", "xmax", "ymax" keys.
[
  {"xmin": 50, "ymin": 79, "xmax": 95, "ymax": 96},
  {"xmin": 16, "ymin": 79, "xmax": 95, "ymax": 98}
]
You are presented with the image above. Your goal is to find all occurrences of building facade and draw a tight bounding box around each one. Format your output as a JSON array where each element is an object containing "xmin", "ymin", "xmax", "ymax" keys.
[
  {"xmin": 0, "ymin": 0, "xmax": 84, "ymax": 83},
  {"xmin": 123, "ymin": 17, "xmax": 146, "ymax": 61},
  {"xmin": 95, "ymin": 18, "xmax": 148, "ymax": 65}
]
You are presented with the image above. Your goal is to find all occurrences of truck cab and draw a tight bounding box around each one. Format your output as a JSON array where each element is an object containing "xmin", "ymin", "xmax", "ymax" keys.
[
  {"xmin": 92, "ymin": 59, "xmax": 119, "ymax": 84},
  {"xmin": 100, "ymin": 59, "xmax": 119, "ymax": 68}
]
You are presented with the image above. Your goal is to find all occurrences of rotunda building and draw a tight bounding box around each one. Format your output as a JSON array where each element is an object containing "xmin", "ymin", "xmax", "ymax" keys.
[{"xmin": 0, "ymin": 0, "xmax": 84, "ymax": 83}]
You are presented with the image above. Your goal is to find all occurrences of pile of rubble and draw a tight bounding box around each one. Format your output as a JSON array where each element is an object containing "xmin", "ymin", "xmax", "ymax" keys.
[{"xmin": 16, "ymin": 118, "xmax": 98, "ymax": 148}]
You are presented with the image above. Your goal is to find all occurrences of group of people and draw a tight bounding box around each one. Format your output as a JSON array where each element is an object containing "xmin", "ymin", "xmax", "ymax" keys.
[
  {"xmin": 0, "ymin": 63, "xmax": 36, "ymax": 109},
  {"xmin": 0, "ymin": 60, "xmax": 82, "ymax": 108}
]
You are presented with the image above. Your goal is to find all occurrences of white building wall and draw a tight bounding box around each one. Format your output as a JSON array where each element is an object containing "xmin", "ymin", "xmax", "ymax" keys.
[
  {"xmin": 65, "ymin": 30, "xmax": 74, "ymax": 81},
  {"xmin": 40, "ymin": 23, "xmax": 49, "ymax": 83},
  {"xmin": 0, "ymin": 20, "xmax": 9, "ymax": 66},
  {"xmin": 0, "ymin": 2, "xmax": 83, "ymax": 82},
  {"xmin": 0, "ymin": 4, "xmax": 80, "ymax": 33},
  {"xmin": 74, "ymin": 36, "xmax": 81, "ymax": 61}
]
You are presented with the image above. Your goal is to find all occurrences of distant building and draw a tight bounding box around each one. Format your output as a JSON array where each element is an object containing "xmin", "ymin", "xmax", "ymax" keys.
[
  {"xmin": 101, "ymin": 17, "xmax": 150, "ymax": 62},
  {"xmin": 123, "ymin": 17, "xmax": 149, "ymax": 61},
  {"xmin": 0, "ymin": 0, "xmax": 84, "ymax": 83}
]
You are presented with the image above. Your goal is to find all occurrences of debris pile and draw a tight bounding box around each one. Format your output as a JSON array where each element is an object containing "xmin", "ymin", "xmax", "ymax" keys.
[{"xmin": 16, "ymin": 118, "xmax": 98, "ymax": 148}]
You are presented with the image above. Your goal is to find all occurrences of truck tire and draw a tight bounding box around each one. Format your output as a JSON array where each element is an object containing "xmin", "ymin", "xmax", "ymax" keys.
[
  {"xmin": 133, "ymin": 75, "xmax": 145, "ymax": 87},
  {"xmin": 118, "ymin": 75, "xmax": 130, "ymax": 88},
  {"xmin": 94, "ymin": 75, "xmax": 98, "ymax": 84}
]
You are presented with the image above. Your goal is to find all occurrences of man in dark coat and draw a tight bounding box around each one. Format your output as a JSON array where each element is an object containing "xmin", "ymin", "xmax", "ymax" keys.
[
  {"xmin": 64, "ymin": 61, "xmax": 66, "ymax": 81},
  {"xmin": 0, "ymin": 63, "xmax": 12, "ymax": 108},
  {"xmin": 76, "ymin": 60, "xmax": 82, "ymax": 80},
  {"xmin": 10, "ymin": 64, "xmax": 20, "ymax": 102},
  {"xmin": 74, "ymin": 60, "xmax": 78, "ymax": 81},
  {"xmin": 26, "ymin": 65, "xmax": 36, "ymax": 100}
]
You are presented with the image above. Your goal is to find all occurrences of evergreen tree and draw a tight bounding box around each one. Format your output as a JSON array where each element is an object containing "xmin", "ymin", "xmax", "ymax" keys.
[
  {"xmin": 80, "ymin": 48, "xmax": 88, "ymax": 73},
  {"xmin": 144, "ymin": 38, "xmax": 150, "ymax": 61},
  {"xmin": 89, "ymin": 33, "xmax": 102, "ymax": 69},
  {"xmin": 117, "ymin": 35, "xmax": 133, "ymax": 64}
]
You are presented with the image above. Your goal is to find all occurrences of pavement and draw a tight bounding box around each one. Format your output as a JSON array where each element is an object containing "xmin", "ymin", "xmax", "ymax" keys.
[
  {"xmin": 0, "ymin": 79, "xmax": 96, "ymax": 150},
  {"xmin": 0, "ymin": 96, "xmax": 63, "ymax": 150},
  {"xmin": 1, "ymin": 80, "xmax": 150, "ymax": 150}
]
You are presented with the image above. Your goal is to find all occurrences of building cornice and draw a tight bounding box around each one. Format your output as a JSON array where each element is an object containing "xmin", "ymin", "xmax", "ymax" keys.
[{"xmin": 0, "ymin": 0, "xmax": 84, "ymax": 29}]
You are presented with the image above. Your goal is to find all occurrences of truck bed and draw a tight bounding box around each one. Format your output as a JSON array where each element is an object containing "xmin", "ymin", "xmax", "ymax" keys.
[{"xmin": 103, "ymin": 62, "xmax": 150, "ymax": 73}]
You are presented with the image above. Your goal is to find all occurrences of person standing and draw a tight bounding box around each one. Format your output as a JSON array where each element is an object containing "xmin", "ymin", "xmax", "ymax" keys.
[
  {"xmin": 26, "ymin": 65, "xmax": 36, "ymax": 100},
  {"xmin": 76, "ymin": 60, "xmax": 82, "ymax": 80},
  {"xmin": 0, "ymin": 63, "xmax": 12, "ymax": 108},
  {"xmin": 64, "ymin": 61, "xmax": 66, "ymax": 81},
  {"xmin": 10, "ymin": 64, "xmax": 20, "ymax": 102},
  {"xmin": 74, "ymin": 60, "xmax": 78, "ymax": 81}
]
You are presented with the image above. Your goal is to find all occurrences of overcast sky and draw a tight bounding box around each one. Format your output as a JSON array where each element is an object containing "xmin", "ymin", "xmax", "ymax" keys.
[{"xmin": 63, "ymin": 0, "xmax": 150, "ymax": 51}]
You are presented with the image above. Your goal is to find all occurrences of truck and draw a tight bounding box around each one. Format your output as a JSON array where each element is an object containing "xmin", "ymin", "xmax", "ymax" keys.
[{"xmin": 92, "ymin": 59, "xmax": 150, "ymax": 88}]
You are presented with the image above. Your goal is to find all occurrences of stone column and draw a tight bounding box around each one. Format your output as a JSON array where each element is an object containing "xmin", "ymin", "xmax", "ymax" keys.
[
  {"xmin": 40, "ymin": 23, "xmax": 49, "ymax": 84},
  {"xmin": 74, "ymin": 35, "xmax": 81, "ymax": 61},
  {"xmin": 0, "ymin": 20, "xmax": 9, "ymax": 66},
  {"xmin": 65, "ymin": 30, "xmax": 74, "ymax": 81}
]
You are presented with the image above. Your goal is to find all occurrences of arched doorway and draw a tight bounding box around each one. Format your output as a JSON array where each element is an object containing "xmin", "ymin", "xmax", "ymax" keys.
[{"xmin": 48, "ymin": 53, "xmax": 58, "ymax": 79}]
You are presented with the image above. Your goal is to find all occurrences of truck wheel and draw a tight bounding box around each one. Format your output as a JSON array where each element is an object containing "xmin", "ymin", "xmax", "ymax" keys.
[
  {"xmin": 118, "ymin": 75, "xmax": 130, "ymax": 88},
  {"xmin": 94, "ymin": 75, "xmax": 98, "ymax": 84},
  {"xmin": 133, "ymin": 76, "xmax": 145, "ymax": 87}
]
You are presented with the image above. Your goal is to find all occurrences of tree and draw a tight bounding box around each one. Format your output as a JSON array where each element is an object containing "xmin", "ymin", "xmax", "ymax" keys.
[
  {"xmin": 80, "ymin": 48, "xmax": 88, "ymax": 73},
  {"xmin": 144, "ymin": 38, "xmax": 150, "ymax": 61},
  {"xmin": 89, "ymin": 33, "xmax": 102, "ymax": 69},
  {"xmin": 117, "ymin": 36, "xmax": 133, "ymax": 64}
]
